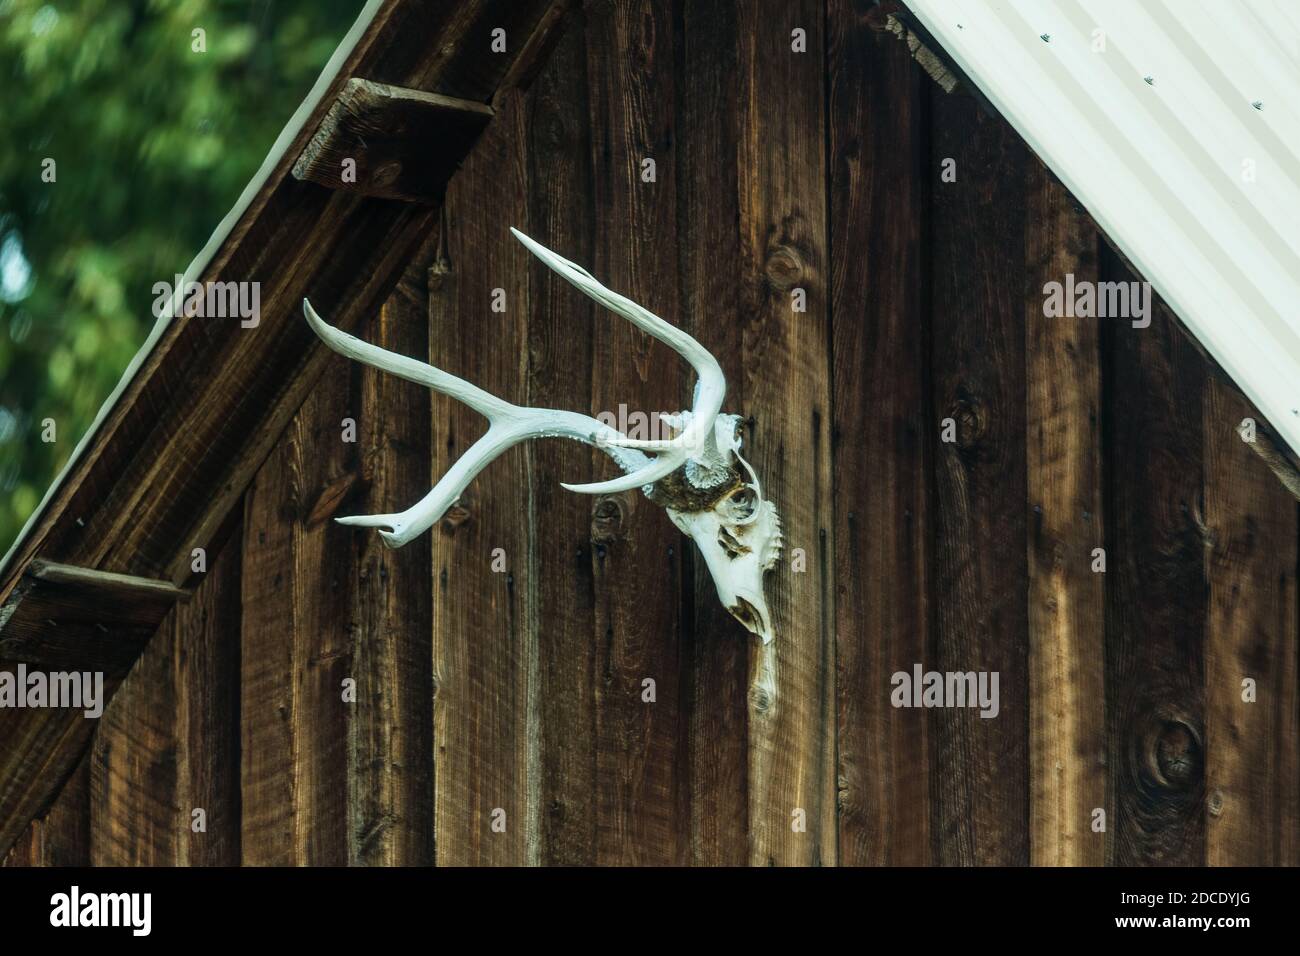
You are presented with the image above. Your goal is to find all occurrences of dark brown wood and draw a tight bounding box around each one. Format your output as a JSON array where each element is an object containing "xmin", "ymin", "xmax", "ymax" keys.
[
  {"xmin": 90, "ymin": 619, "xmax": 179, "ymax": 865},
  {"xmin": 675, "ymin": 0, "xmax": 750, "ymax": 866},
  {"xmin": 493, "ymin": 0, "xmax": 578, "ymax": 110},
  {"xmin": 1102, "ymin": 246, "xmax": 1208, "ymax": 866},
  {"xmin": 1204, "ymin": 379, "xmax": 1299, "ymax": 865},
  {"xmin": 1025, "ymin": 160, "xmax": 1106, "ymax": 865},
  {"xmin": 0, "ymin": 560, "xmax": 174, "ymax": 853},
  {"xmin": 348, "ymin": 242, "xmax": 436, "ymax": 866},
  {"xmin": 0, "ymin": 562, "xmax": 184, "ymax": 673},
  {"xmin": 431, "ymin": 94, "xmax": 536, "ymax": 866},
  {"xmin": 584, "ymin": 0, "xmax": 689, "ymax": 866},
  {"xmin": 928, "ymin": 86, "xmax": 1030, "ymax": 865},
  {"xmin": 240, "ymin": 359, "xmax": 356, "ymax": 866},
  {"xmin": 1, "ymin": 754, "xmax": 90, "ymax": 867},
  {"xmin": 829, "ymin": 0, "xmax": 932, "ymax": 866},
  {"xmin": 89, "ymin": 532, "xmax": 241, "ymax": 866},
  {"xmin": 524, "ymin": 10, "xmax": 601, "ymax": 866},
  {"xmin": 292, "ymin": 79, "xmax": 493, "ymax": 203},
  {"xmin": 735, "ymin": 0, "xmax": 836, "ymax": 866},
  {"xmin": 174, "ymin": 535, "xmax": 242, "ymax": 866}
]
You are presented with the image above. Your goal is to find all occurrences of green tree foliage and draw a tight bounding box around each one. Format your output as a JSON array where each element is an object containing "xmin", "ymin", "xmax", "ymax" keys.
[{"xmin": 0, "ymin": 0, "xmax": 360, "ymax": 554}]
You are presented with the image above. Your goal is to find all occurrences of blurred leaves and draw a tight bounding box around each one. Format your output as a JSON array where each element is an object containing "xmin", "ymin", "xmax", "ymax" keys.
[{"xmin": 0, "ymin": 0, "xmax": 361, "ymax": 554}]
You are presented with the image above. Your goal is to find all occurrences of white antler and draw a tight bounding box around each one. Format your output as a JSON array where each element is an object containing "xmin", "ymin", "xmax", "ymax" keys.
[
  {"xmin": 303, "ymin": 299, "xmax": 650, "ymax": 547},
  {"xmin": 304, "ymin": 230, "xmax": 783, "ymax": 644},
  {"xmin": 509, "ymin": 228, "xmax": 727, "ymax": 493}
]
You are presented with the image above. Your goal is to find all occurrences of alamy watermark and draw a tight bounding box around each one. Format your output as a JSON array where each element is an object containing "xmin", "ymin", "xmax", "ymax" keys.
[
  {"xmin": 891, "ymin": 664, "xmax": 999, "ymax": 718},
  {"xmin": 1043, "ymin": 273, "xmax": 1150, "ymax": 328},
  {"xmin": 50, "ymin": 886, "xmax": 151, "ymax": 936},
  {"xmin": 0, "ymin": 665, "xmax": 104, "ymax": 718},
  {"xmin": 151, "ymin": 274, "xmax": 260, "ymax": 327}
]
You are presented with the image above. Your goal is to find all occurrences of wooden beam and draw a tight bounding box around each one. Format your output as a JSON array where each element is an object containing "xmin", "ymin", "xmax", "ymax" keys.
[
  {"xmin": 0, "ymin": 561, "xmax": 186, "ymax": 673},
  {"xmin": 292, "ymin": 79, "xmax": 493, "ymax": 203}
]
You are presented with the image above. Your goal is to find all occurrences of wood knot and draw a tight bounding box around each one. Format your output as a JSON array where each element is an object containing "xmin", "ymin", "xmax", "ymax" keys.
[
  {"xmin": 1138, "ymin": 717, "xmax": 1202, "ymax": 791},
  {"xmin": 591, "ymin": 492, "xmax": 632, "ymax": 544},
  {"xmin": 372, "ymin": 160, "xmax": 402, "ymax": 188},
  {"xmin": 764, "ymin": 245, "xmax": 804, "ymax": 292},
  {"xmin": 442, "ymin": 496, "xmax": 472, "ymax": 531},
  {"xmin": 1207, "ymin": 788, "xmax": 1224, "ymax": 817},
  {"xmin": 948, "ymin": 389, "xmax": 987, "ymax": 451}
]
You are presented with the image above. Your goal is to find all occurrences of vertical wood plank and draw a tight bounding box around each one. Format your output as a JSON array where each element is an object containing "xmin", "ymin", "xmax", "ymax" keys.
[
  {"xmin": 583, "ymin": 0, "xmax": 689, "ymax": 867},
  {"xmin": 241, "ymin": 363, "xmax": 355, "ymax": 866},
  {"xmin": 828, "ymin": 0, "xmax": 933, "ymax": 866},
  {"xmin": 674, "ymin": 0, "xmax": 750, "ymax": 866},
  {"xmin": 40, "ymin": 756, "xmax": 92, "ymax": 866},
  {"xmin": 736, "ymin": 0, "xmax": 836, "ymax": 866},
  {"xmin": 175, "ymin": 537, "xmax": 241, "ymax": 866},
  {"xmin": 91, "ymin": 609, "xmax": 178, "ymax": 867},
  {"xmin": 1102, "ymin": 245, "xmax": 1208, "ymax": 865},
  {"xmin": 92, "ymin": 535, "xmax": 240, "ymax": 866},
  {"xmin": 432, "ymin": 92, "xmax": 537, "ymax": 866},
  {"xmin": 2, "ymin": 755, "xmax": 90, "ymax": 867},
  {"xmin": 928, "ymin": 90, "xmax": 1030, "ymax": 865},
  {"xmin": 349, "ymin": 248, "xmax": 436, "ymax": 867},
  {"xmin": 1025, "ymin": 162, "xmax": 1106, "ymax": 866},
  {"xmin": 1204, "ymin": 381, "xmax": 1299, "ymax": 865},
  {"xmin": 524, "ymin": 10, "xmax": 601, "ymax": 866}
]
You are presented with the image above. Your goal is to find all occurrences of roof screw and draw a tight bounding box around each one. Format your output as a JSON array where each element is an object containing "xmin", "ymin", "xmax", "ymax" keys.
[
  {"xmin": 1143, "ymin": 75, "xmax": 1155, "ymax": 85},
  {"xmin": 1252, "ymin": 100, "xmax": 1264, "ymax": 110},
  {"xmin": 1040, "ymin": 33, "xmax": 1051, "ymax": 42}
]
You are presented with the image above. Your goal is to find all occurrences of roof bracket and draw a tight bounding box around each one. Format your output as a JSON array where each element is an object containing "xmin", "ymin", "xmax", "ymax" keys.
[{"xmin": 291, "ymin": 77, "xmax": 494, "ymax": 203}]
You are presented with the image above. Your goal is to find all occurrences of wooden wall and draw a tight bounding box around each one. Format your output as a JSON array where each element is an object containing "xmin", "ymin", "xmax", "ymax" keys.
[{"xmin": 5, "ymin": 0, "xmax": 1297, "ymax": 867}]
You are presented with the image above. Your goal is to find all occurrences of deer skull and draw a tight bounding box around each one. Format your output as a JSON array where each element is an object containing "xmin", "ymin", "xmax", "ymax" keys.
[{"xmin": 303, "ymin": 229, "xmax": 781, "ymax": 643}]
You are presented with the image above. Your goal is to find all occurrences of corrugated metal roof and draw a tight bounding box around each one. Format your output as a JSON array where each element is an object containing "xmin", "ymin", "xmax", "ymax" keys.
[{"xmin": 906, "ymin": 0, "xmax": 1300, "ymax": 456}]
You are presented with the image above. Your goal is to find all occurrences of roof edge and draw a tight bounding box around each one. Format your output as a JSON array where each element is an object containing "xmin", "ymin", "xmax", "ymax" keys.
[{"xmin": 0, "ymin": 0, "xmax": 388, "ymax": 580}]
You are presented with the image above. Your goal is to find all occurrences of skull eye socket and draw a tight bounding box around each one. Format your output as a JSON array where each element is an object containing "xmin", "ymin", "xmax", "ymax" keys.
[{"xmin": 722, "ymin": 486, "xmax": 757, "ymax": 522}]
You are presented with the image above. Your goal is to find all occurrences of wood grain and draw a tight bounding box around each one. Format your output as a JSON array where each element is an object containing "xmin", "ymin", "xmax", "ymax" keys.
[
  {"xmin": 829, "ymin": 0, "xmax": 932, "ymax": 866},
  {"xmin": 584, "ymin": 0, "xmax": 689, "ymax": 866},
  {"xmin": 431, "ymin": 93, "xmax": 536, "ymax": 866},
  {"xmin": 1, "ymin": 755, "xmax": 89, "ymax": 867},
  {"xmin": 1204, "ymin": 378, "xmax": 1299, "ymax": 865},
  {"xmin": 736, "ymin": 0, "xmax": 836, "ymax": 867},
  {"xmin": 349, "ymin": 246, "xmax": 437, "ymax": 866},
  {"xmin": 928, "ymin": 88, "xmax": 1030, "ymax": 866},
  {"xmin": 292, "ymin": 79, "xmax": 493, "ymax": 203},
  {"xmin": 1025, "ymin": 161, "xmax": 1106, "ymax": 866},
  {"xmin": 523, "ymin": 8, "xmax": 601, "ymax": 866},
  {"xmin": 675, "ymin": 0, "xmax": 750, "ymax": 866},
  {"xmin": 1102, "ymin": 246, "xmax": 1208, "ymax": 866},
  {"xmin": 240, "ymin": 361, "xmax": 356, "ymax": 866},
  {"xmin": 89, "ymin": 536, "xmax": 240, "ymax": 866}
]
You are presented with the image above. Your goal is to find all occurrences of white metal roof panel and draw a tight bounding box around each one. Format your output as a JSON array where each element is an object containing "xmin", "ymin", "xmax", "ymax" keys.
[{"xmin": 906, "ymin": 0, "xmax": 1300, "ymax": 456}]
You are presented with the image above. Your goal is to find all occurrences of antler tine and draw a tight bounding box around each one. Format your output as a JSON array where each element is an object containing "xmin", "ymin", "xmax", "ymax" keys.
[
  {"xmin": 510, "ymin": 228, "xmax": 727, "ymax": 494},
  {"xmin": 304, "ymin": 299, "xmax": 512, "ymax": 420},
  {"xmin": 303, "ymin": 298, "xmax": 661, "ymax": 546}
]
